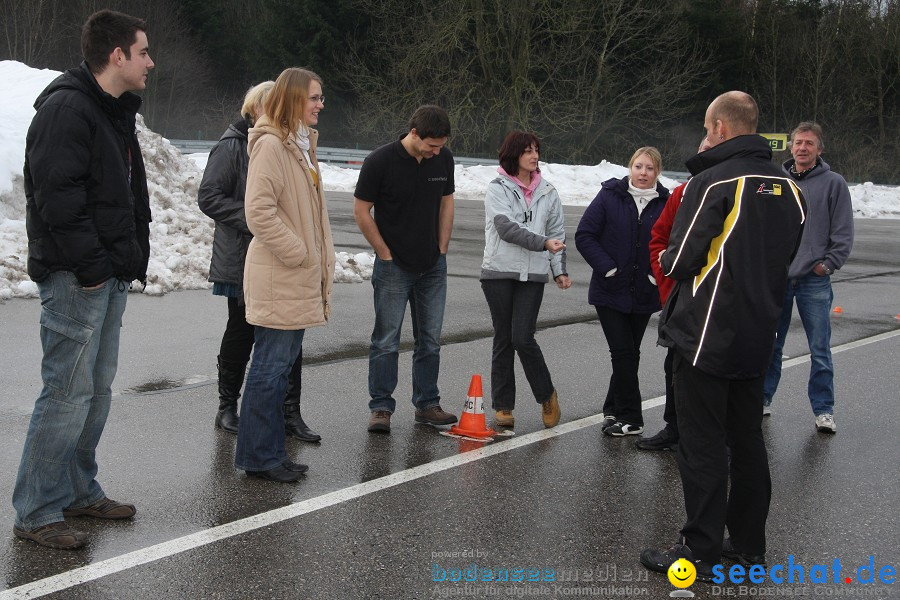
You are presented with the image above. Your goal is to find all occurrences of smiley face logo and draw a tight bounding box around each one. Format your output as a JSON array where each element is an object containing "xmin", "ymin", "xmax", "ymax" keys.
[{"xmin": 668, "ymin": 558, "xmax": 697, "ymax": 588}]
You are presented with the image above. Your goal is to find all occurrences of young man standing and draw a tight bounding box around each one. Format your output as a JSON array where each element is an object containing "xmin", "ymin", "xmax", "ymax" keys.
[
  {"xmin": 14, "ymin": 9, "xmax": 154, "ymax": 549},
  {"xmin": 354, "ymin": 105, "xmax": 457, "ymax": 433},
  {"xmin": 762, "ymin": 122, "xmax": 853, "ymax": 433}
]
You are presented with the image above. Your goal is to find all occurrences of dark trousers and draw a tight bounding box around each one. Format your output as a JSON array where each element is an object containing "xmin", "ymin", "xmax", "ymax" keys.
[
  {"xmin": 481, "ymin": 280, "xmax": 554, "ymax": 409},
  {"xmin": 596, "ymin": 306, "xmax": 651, "ymax": 426},
  {"xmin": 219, "ymin": 296, "xmax": 302, "ymax": 396},
  {"xmin": 663, "ymin": 348, "xmax": 678, "ymax": 436},
  {"xmin": 674, "ymin": 352, "xmax": 771, "ymax": 563}
]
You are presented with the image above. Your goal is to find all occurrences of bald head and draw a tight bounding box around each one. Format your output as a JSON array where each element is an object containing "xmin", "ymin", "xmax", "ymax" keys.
[{"xmin": 704, "ymin": 91, "xmax": 759, "ymax": 148}]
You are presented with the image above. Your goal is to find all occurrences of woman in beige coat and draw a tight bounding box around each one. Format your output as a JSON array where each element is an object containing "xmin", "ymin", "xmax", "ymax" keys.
[{"xmin": 234, "ymin": 67, "xmax": 334, "ymax": 483}]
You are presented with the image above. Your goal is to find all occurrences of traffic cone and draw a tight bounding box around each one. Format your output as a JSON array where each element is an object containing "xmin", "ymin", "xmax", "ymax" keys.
[
  {"xmin": 448, "ymin": 375, "xmax": 495, "ymax": 438},
  {"xmin": 833, "ymin": 306, "xmax": 843, "ymax": 314}
]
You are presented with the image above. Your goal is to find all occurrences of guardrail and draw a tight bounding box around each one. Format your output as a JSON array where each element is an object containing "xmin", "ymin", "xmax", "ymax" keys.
[
  {"xmin": 168, "ymin": 138, "xmax": 691, "ymax": 180},
  {"xmin": 168, "ymin": 139, "xmax": 489, "ymax": 168}
]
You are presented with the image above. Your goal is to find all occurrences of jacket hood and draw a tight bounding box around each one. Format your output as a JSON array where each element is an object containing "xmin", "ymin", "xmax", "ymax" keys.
[
  {"xmin": 221, "ymin": 118, "xmax": 250, "ymax": 142},
  {"xmin": 35, "ymin": 62, "xmax": 142, "ymax": 116},
  {"xmin": 782, "ymin": 157, "xmax": 833, "ymax": 180},
  {"xmin": 686, "ymin": 134, "xmax": 771, "ymax": 176},
  {"xmin": 248, "ymin": 115, "xmax": 319, "ymax": 154}
]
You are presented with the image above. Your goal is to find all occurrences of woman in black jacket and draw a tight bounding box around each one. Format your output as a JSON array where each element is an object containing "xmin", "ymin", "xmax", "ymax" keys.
[
  {"xmin": 575, "ymin": 147, "xmax": 669, "ymax": 437},
  {"xmin": 197, "ymin": 81, "xmax": 321, "ymax": 442}
]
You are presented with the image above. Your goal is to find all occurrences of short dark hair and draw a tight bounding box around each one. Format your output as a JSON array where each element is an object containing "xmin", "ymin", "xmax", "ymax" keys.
[
  {"xmin": 81, "ymin": 9, "xmax": 148, "ymax": 75},
  {"xmin": 409, "ymin": 105, "xmax": 451, "ymax": 140},
  {"xmin": 790, "ymin": 121, "xmax": 825, "ymax": 150},
  {"xmin": 498, "ymin": 131, "xmax": 540, "ymax": 176}
]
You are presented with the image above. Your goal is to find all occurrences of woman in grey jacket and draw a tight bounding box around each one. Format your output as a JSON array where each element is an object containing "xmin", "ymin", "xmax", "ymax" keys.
[{"xmin": 481, "ymin": 131, "xmax": 572, "ymax": 429}]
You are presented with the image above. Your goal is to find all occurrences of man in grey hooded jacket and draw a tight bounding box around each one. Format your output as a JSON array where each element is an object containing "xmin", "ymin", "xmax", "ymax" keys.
[{"xmin": 762, "ymin": 122, "xmax": 854, "ymax": 434}]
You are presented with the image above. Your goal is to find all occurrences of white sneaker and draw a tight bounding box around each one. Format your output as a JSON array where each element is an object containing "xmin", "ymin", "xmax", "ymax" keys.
[
  {"xmin": 762, "ymin": 404, "xmax": 772, "ymax": 416},
  {"xmin": 815, "ymin": 413, "xmax": 836, "ymax": 434}
]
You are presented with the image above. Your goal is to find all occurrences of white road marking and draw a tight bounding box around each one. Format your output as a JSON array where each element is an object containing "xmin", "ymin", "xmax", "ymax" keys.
[{"xmin": 3, "ymin": 328, "xmax": 898, "ymax": 599}]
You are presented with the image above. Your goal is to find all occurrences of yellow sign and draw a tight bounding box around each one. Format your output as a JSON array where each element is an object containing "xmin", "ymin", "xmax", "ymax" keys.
[{"xmin": 761, "ymin": 133, "xmax": 788, "ymax": 151}]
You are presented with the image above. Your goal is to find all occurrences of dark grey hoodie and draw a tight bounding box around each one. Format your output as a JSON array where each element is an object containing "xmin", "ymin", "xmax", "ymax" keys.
[{"xmin": 783, "ymin": 158, "xmax": 854, "ymax": 278}]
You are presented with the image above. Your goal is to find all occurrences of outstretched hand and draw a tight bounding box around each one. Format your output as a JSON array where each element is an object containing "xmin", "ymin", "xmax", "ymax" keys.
[{"xmin": 545, "ymin": 239, "xmax": 566, "ymax": 254}]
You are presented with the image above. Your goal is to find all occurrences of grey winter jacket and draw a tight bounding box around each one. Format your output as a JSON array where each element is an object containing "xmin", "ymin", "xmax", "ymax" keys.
[
  {"xmin": 783, "ymin": 158, "xmax": 854, "ymax": 278},
  {"xmin": 198, "ymin": 120, "xmax": 253, "ymax": 286},
  {"xmin": 480, "ymin": 173, "xmax": 566, "ymax": 282}
]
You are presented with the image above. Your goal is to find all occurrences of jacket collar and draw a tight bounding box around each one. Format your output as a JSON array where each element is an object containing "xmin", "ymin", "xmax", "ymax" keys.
[{"xmin": 686, "ymin": 134, "xmax": 772, "ymax": 176}]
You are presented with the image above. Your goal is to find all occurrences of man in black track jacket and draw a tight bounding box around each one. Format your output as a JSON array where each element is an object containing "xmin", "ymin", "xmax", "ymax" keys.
[
  {"xmin": 641, "ymin": 91, "xmax": 807, "ymax": 579},
  {"xmin": 13, "ymin": 9, "xmax": 154, "ymax": 550}
]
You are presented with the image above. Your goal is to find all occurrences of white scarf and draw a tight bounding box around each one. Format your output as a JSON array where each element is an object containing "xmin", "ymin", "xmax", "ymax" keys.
[
  {"xmin": 628, "ymin": 180, "xmax": 658, "ymax": 214},
  {"xmin": 294, "ymin": 124, "xmax": 316, "ymax": 173}
]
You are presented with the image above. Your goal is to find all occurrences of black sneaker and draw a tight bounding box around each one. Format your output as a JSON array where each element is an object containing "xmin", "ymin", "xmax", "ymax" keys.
[
  {"xmin": 601, "ymin": 414, "xmax": 616, "ymax": 432},
  {"xmin": 640, "ymin": 539, "xmax": 715, "ymax": 582},
  {"xmin": 722, "ymin": 538, "xmax": 767, "ymax": 568},
  {"xmin": 604, "ymin": 422, "xmax": 643, "ymax": 437},
  {"xmin": 635, "ymin": 428, "xmax": 678, "ymax": 451}
]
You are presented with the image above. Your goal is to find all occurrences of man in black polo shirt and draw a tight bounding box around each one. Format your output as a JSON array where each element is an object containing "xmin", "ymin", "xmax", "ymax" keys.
[{"xmin": 354, "ymin": 105, "xmax": 458, "ymax": 433}]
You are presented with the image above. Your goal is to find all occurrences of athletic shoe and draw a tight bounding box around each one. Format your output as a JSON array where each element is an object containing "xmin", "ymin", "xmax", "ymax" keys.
[
  {"xmin": 815, "ymin": 413, "xmax": 836, "ymax": 433},
  {"xmin": 600, "ymin": 414, "xmax": 616, "ymax": 431},
  {"xmin": 762, "ymin": 404, "xmax": 772, "ymax": 416},
  {"xmin": 604, "ymin": 422, "xmax": 643, "ymax": 437}
]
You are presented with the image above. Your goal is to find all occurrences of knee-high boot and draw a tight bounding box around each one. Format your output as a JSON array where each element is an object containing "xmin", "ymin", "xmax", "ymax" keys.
[
  {"xmin": 283, "ymin": 350, "xmax": 321, "ymax": 442},
  {"xmin": 215, "ymin": 356, "xmax": 246, "ymax": 434}
]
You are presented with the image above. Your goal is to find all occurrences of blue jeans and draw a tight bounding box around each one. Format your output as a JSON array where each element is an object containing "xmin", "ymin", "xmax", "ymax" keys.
[
  {"xmin": 368, "ymin": 255, "xmax": 447, "ymax": 413},
  {"xmin": 763, "ymin": 273, "xmax": 834, "ymax": 415},
  {"xmin": 13, "ymin": 272, "xmax": 128, "ymax": 530},
  {"xmin": 234, "ymin": 326, "xmax": 305, "ymax": 471}
]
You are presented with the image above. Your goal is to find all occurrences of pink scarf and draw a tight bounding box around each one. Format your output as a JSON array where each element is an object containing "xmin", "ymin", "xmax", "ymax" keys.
[{"xmin": 498, "ymin": 166, "xmax": 542, "ymax": 208}]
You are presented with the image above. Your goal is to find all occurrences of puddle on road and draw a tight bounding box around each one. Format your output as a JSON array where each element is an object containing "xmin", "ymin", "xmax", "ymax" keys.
[{"xmin": 125, "ymin": 375, "xmax": 211, "ymax": 394}]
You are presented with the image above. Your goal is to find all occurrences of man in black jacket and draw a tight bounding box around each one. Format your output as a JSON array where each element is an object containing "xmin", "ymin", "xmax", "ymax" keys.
[
  {"xmin": 640, "ymin": 92, "xmax": 806, "ymax": 579},
  {"xmin": 13, "ymin": 9, "xmax": 154, "ymax": 550}
]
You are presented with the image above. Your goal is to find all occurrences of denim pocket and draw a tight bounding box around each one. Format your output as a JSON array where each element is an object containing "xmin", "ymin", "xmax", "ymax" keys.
[{"xmin": 39, "ymin": 307, "xmax": 93, "ymax": 394}]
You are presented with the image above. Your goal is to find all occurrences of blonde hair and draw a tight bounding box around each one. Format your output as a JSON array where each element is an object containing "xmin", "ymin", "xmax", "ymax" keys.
[
  {"xmin": 240, "ymin": 81, "xmax": 274, "ymax": 125},
  {"xmin": 628, "ymin": 146, "xmax": 662, "ymax": 174},
  {"xmin": 264, "ymin": 67, "xmax": 323, "ymax": 141}
]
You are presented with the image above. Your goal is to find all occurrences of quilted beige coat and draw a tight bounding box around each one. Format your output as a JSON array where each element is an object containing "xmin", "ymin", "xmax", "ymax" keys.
[{"xmin": 243, "ymin": 117, "xmax": 334, "ymax": 330}]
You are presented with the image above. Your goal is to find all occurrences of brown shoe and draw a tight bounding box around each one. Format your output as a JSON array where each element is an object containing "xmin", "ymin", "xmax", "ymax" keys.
[
  {"xmin": 495, "ymin": 409, "xmax": 515, "ymax": 427},
  {"xmin": 14, "ymin": 522, "xmax": 87, "ymax": 549},
  {"xmin": 415, "ymin": 405, "xmax": 458, "ymax": 426},
  {"xmin": 63, "ymin": 497, "xmax": 136, "ymax": 520},
  {"xmin": 541, "ymin": 390, "xmax": 561, "ymax": 428},
  {"xmin": 368, "ymin": 410, "xmax": 392, "ymax": 433}
]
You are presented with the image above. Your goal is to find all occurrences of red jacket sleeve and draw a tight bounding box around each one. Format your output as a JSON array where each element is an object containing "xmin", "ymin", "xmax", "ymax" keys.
[{"xmin": 650, "ymin": 181, "xmax": 687, "ymax": 305}]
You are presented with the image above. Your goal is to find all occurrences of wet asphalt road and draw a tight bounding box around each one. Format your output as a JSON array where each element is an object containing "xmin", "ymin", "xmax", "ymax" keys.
[{"xmin": 0, "ymin": 193, "xmax": 898, "ymax": 599}]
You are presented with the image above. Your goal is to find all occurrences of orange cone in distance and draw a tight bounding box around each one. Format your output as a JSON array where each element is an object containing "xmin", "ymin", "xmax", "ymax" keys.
[
  {"xmin": 449, "ymin": 375, "xmax": 495, "ymax": 438},
  {"xmin": 833, "ymin": 306, "xmax": 843, "ymax": 314}
]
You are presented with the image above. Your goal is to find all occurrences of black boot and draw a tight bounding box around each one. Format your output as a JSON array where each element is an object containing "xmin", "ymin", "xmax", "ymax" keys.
[
  {"xmin": 215, "ymin": 356, "xmax": 246, "ymax": 434},
  {"xmin": 283, "ymin": 351, "xmax": 321, "ymax": 442}
]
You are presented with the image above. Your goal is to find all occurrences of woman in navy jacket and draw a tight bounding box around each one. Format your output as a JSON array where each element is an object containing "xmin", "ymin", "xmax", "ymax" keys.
[{"xmin": 575, "ymin": 147, "xmax": 669, "ymax": 436}]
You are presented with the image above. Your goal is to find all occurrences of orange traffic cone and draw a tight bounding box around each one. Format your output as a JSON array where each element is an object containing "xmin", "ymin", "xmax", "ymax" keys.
[
  {"xmin": 449, "ymin": 375, "xmax": 495, "ymax": 438},
  {"xmin": 833, "ymin": 306, "xmax": 843, "ymax": 314}
]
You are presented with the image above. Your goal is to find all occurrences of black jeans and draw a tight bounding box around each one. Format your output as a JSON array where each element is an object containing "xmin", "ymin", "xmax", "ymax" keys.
[
  {"xmin": 674, "ymin": 352, "xmax": 771, "ymax": 563},
  {"xmin": 219, "ymin": 296, "xmax": 302, "ymax": 392},
  {"xmin": 663, "ymin": 347, "xmax": 678, "ymax": 436},
  {"xmin": 595, "ymin": 306, "xmax": 651, "ymax": 426},
  {"xmin": 481, "ymin": 280, "xmax": 554, "ymax": 410}
]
